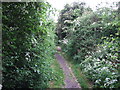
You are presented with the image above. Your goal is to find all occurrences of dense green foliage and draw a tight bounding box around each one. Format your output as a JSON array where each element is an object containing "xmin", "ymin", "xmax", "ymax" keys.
[
  {"xmin": 2, "ymin": 2, "xmax": 56, "ymax": 88},
  {"xmin": 81, "ymin": 37, "xmax": 119, "ymax": 88},
  {"xmin": 2, "ymin": 1, "xmax": 120, "ymax": 89},
  {"xmin": 57, "ymin": 2, "xmax": 120, "ymax": 88},
  {"xmin": 56, "ymin": 2, "xmax": 92, "ymax": 40}
]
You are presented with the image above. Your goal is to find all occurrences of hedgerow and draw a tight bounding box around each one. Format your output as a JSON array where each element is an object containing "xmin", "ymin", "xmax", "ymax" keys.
[
  {"xmin": 2, "ymin": 2, "xmax": 56, "ymax": 88},
  {"xmin": 57, "ymin": 2, "xmax": 120, "ymax": 88}
]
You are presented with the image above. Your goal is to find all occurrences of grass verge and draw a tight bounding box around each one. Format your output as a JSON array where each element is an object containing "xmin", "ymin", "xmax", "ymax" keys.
[
  {"xmin": 61, "ymin": 52, "xmax": 93, "ymax": 89},
  {"xmin": 49, "ymin": 56, "xmax": 64, "ymax": 88}
]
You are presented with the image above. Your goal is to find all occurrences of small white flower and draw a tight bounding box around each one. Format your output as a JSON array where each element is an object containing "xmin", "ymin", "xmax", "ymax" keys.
[
  {"xmin": 0, "ymin": 84, "xmax": 2, "ymax": 90},
  {"xmin": 107, "ymin": 23, "xmax": 110, "ymax": 25},
  {"xmin": 105, "ymin": 78, "xmax": 110, "ymax": 81},
  {"xmin": 112, "ymin": 72, "xmax": 115, "ymax": 75}
]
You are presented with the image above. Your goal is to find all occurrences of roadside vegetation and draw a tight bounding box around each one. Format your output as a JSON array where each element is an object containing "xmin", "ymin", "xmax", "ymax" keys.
[
  {"xmin": 62, "ymin": 52, "xmax": 93, "ymax": 88},
  {"xmin": 57, "ymin": 2, "xmax": 120, "ymax": 88},
  {"xmin": 2, "ymin": 1, "xmax": 120, "ymax": 89},
  {"xmin": 49, "ymin": 57, "xmax": 64, "ymax": 88},
  {"xmin": 2, "ymin": 1, "xmax": 63, "ymax": 88}
]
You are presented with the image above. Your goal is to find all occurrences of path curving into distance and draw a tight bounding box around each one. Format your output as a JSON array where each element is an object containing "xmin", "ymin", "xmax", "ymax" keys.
[{"xmin": 55, "ymin": 53, "xmax": 81, "ymax": 89}]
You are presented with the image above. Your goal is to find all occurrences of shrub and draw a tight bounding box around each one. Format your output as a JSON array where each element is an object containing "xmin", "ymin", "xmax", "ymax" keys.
[
  {"xmin": 2, "ymin": 2, "xmax": 56, "ymax": 88},
  {"xmin": 80, "ymin": 37, "xmax": 119, "ymax": 88}
]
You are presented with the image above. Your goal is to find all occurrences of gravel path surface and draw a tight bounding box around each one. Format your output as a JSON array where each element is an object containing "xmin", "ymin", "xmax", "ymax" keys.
[{"xmin": 55, "ymin": 53, "xmax": 81, "ymax": 89}]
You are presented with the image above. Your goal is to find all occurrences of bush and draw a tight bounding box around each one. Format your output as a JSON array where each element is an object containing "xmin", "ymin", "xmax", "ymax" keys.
[
  {"xmin": 80, "ymin": 37, "xmax": 120, "ymax": 88},
  {"xmin": 2, "ymin": 2, "xmax": 56, "ymax": 88},
  {"xmin": 58, "ymin": 2, "xmax": 120, "ymax": 88}
]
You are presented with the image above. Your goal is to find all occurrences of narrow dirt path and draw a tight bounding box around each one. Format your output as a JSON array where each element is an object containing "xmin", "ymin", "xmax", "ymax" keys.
[{"xmin": 55, "ymin": 53, "xmax": 81, "ymax": 89}]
